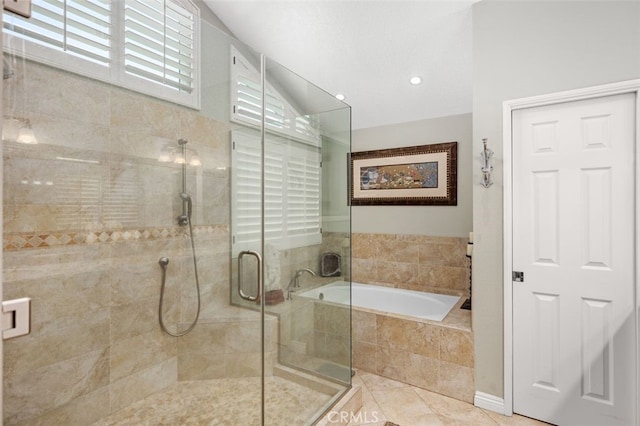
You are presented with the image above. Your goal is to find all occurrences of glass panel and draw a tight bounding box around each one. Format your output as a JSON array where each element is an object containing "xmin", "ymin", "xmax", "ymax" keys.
[
  {"xmin": 2, "ymin": 4, "xmax": 350, "ymax": 425},
  {"xmin": 261, "ymin": 56, "xmax": 352, "ymax": 425}
]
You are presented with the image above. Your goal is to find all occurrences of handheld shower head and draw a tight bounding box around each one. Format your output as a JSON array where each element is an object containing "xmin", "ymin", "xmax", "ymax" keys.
[{"xmin": 179, "ymin": 192, "xmax": 193, "ymax": 223}]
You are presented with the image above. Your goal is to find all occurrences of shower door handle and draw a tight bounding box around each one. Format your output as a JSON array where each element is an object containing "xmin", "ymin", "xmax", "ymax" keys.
[{"xmin": 238, "ymin": 250, "xmax": 262, "ymax": 302}]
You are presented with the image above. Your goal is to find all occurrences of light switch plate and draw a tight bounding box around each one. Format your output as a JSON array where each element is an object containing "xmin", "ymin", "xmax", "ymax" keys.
[{"xmin": 3, "ymin": 0, "xmax": 31, "ymax": 18}]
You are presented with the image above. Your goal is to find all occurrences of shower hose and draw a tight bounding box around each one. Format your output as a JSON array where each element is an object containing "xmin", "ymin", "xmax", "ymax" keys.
[{"xmin": 158, "ymin": 216, "xmax": 201, "ymax": 337}]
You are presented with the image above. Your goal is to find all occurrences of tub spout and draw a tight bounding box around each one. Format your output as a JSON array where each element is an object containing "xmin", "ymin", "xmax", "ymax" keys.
[{"xmin": 286, "ymin": 268, "xmax": 316, "ymax": 299}]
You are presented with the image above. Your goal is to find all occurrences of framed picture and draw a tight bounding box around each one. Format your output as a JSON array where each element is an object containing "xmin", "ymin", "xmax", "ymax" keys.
[{"xmin": 349, "ymin": 142, "xmax": 457, "ymax": 206}]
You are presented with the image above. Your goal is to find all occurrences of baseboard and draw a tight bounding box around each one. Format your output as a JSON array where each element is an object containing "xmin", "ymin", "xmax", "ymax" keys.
[{"xmin": 474, "ymin": 391, "xmax": 505, "ymax": 414}]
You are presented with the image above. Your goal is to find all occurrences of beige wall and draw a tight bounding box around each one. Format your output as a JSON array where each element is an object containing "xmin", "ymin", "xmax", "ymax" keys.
[
  {"xmin": 352, "ymin": 113, "xmax": 473, "ymax": 238},
  {"xmin": 472, "ymin": 0, "xmax": 640, "ymax": 398}
]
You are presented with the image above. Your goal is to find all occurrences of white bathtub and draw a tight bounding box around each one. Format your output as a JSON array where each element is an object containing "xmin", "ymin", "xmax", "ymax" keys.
[{"xmin": 296, "ymin": 281, "xmax": 460, "ymax": 322}]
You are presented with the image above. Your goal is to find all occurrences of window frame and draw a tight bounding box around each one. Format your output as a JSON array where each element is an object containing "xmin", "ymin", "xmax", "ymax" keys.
[{"xmin": 2, "ymin": 0, "xmax": 201, "ymax": 109}]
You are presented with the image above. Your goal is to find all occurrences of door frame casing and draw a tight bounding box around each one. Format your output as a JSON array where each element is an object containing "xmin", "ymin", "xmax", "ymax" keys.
[{"xmin": 503, "ymin": 79, "xmax": 640, "ymax": 423}]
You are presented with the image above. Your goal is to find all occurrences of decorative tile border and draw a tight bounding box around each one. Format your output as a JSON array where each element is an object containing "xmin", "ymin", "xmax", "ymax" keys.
[{"xmin": 3, "ymin": 225, "xmax": 229, "ymax": 251}]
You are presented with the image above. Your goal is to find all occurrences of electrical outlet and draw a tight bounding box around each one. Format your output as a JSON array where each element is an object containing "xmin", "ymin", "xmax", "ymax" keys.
[{"xmin": 3, "ymin": 0, "xmax": 31, "ymax": 18}]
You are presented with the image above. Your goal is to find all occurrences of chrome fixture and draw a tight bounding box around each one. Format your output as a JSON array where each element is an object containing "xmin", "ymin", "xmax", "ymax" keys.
[
  {"xmin": 158, "ymin": 139, "xmax": 202, "ymax": 337},
  {"xmin": 237, "ymin": 250, "xmax": 263, "ymax": 302},
  {"xmin": 179, "ymin": 192, "xmax": 192, "ymax": 226},
  {"xmin": 177, "ymin": 139, "xmax": 192, "ymax": 226},
  {"xmin": 158, "ymin": 255, "xmax": 201, "ymax": 337},
  {"xmin": 286, "ymin": 268, "xmax": 316, "ymax": 300},
  {"xmin": 480, "ymin": 138, "xmax": 493, "ymax": 188}
]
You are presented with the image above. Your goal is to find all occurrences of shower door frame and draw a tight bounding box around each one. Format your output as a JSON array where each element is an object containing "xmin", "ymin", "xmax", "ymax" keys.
[
  {"xmin": 1, "ymin": 11, "xmax": 4, "ymax": 424},
  {"xmin": 235, "ymin": 53, "xmax": 269, "ymax": 425},
  {"xmin": 258, "ymin": 52, "xmax": 267, "ymax": 425}
]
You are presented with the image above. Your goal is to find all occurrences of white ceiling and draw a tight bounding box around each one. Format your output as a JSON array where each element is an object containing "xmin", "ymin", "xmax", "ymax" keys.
[{"xmin": 204, "ymin": 1, "xmax": 476, "ymax": 130}]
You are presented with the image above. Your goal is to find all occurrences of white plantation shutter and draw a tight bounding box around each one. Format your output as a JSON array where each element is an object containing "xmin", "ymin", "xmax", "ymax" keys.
[
  {"xmin": 3, "ymin": 0, "xmax": 111, "ymax": 66},
  {"xmin": 232, "ymin": 131, "xmax": 322, "ymax": 251},
  {"xmin": 233, "ymin": 70, "xmax": 286, "ymax": 132},
  {"xmin": 65, "ymin": 0, "xmax": 111, "ymax": 65},
  {"xmin": 230, "ymin": 47, "xmax": 321, "ymax": 146},
  {"xmin": 3, "ymin": 0, "xmax": 199, "ymax": 108},
  {"xmin": 286, "ymin": 153, "xmax": 321, "ymax": 238},
  {"xmin": 232, "ymin": 134, "xmax": 262, "ymax": 248},
  {"xmin": 123, "ymin": 0, "xmax": 196, "ymax": 94},
  {"xmin": 264, "ymin": 148, "xmax": 285, "ymax": 241}
]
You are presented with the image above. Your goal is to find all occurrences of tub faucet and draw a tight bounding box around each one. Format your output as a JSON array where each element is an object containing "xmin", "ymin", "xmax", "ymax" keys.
[{"xmin": 286, "ymin": 268, "xmax": 316, "ymax": 300}]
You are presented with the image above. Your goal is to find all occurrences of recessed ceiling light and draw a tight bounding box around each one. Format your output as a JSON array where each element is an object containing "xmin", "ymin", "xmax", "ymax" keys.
[
  {"xmin": 409, "ymin": 76, "xmax": 422, "ymax": 85},
  {"xmin": 335, "ymin": 93, "xmax": 345, "ymax": 101}
]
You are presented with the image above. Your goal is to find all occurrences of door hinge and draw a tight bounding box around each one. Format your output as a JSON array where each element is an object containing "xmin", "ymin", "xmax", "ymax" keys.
[{"xmin": 512, "ymin": 271, "xmax": 524, "ymax": 283}]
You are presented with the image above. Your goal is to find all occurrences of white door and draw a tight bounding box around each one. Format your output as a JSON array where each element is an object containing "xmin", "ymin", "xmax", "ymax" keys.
[{"xmin": 512, "ymin": 93, "xmax": 636, "ymax": 425}]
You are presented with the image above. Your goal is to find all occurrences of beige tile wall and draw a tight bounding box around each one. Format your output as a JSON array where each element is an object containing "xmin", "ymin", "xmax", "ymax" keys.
[
  {"xmin": 1, "ymin": 58, "xmax": 241, "ymax": 424},
  {"xmin": 351, "ymin": 232, "xmax": 473, "ymax": 403},
  {"xmin": 352, "ymin": 310, "xmax": 474, "ymax": 403},
  {"xmin": 177, "ymin": 316, "xmax": 278, "ymax": 381},
  {"xmin": 352, "ymin": 233, "xmax": 470, "ymax": 297}
]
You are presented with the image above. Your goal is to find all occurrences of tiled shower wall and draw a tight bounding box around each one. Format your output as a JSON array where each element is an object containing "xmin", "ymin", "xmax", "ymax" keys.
[
  {"xmin": 352, "ymin": 233, "xmax": 469, "ymax": 297},
  {"xmin": 2, "ymin": 58, "xmax": 237, "ymax": 424}
]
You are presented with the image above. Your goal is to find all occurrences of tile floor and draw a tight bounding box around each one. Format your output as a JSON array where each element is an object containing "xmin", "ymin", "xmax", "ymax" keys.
[
  {"xmin": 92, "ymin": 376, "xmax": 337, "ymax": 425},
  {"xmin": 349, "ymin": 370, "xmax": 549, "ymax": 426},
  {"xmin": 90, "ymin": 368, "xmax": 549, "ymax": 425}
]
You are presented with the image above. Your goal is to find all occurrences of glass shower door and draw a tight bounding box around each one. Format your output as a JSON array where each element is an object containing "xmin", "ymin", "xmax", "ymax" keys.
[
  {"xmin": 231, "ymin": 53, "xmax": 352, "ymax": 424},
  {"xmin": 261, "ymin": 57, "xmax": 353, "ymax": 424}
]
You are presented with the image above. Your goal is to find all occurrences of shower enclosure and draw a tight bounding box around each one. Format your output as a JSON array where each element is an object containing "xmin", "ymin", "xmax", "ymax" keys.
[{"xmin": 1, "ymin": 3, "xmax": 351, "ymax": 425}]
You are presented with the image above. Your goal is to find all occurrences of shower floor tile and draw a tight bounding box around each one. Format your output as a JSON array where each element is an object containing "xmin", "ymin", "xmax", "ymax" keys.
[{"xmin": 93, "ymin": 376, "xmax": 334, "ymax": 426}]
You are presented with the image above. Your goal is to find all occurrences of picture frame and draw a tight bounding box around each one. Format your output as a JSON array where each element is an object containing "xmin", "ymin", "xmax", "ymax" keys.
[{"xmin": 349, "ymin": 142, "xmax": 457, "ymax": 206}]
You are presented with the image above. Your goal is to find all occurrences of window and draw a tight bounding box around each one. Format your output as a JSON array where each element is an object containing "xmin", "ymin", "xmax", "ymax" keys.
[
  {"xmin": 231, "ymin": 131, "xmax": 322, "ymax": 252},
  {"xmin": 229, "ymin": 49, "xmax": 324, "ymax": 251},
  {"xmin": 230, "ymin": 47, "xmax": 320, "ymax": 146},
  {"xmin": 3, "ymin": 0, "xmax": 200, "ymax": 108}
]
